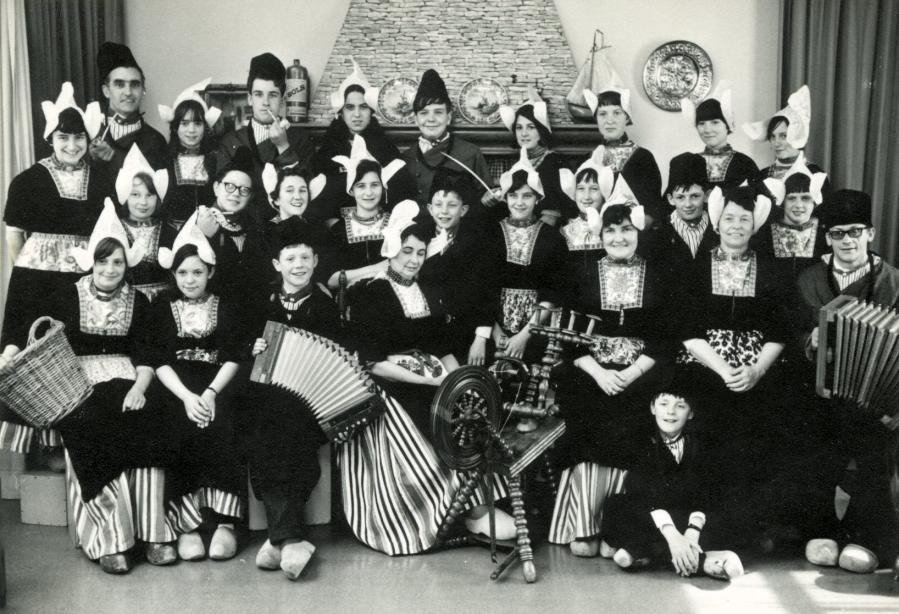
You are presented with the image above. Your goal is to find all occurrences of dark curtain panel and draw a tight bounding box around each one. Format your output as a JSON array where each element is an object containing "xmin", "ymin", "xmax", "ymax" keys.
[
  {"xmin": 782, "ymin": 0, "xmax": 899, "ymax": 262},
  {"xmin": 24, "ymin": 0, "xmax": 125, "ymax": 157}
]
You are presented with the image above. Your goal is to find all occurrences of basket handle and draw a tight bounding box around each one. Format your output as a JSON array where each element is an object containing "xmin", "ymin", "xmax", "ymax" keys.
[{"xmin": 27, "ymin": 316, "xmax": 60, "ymax": 347}]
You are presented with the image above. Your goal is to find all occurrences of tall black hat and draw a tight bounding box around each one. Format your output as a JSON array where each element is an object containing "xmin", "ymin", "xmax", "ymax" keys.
[
  {"xmin": 820, "ymin": 189, "xmax": 872, "ymax": 229},
  {"xmin": 428, "ymin": 166, "xmax": 475, "ymax": 205},
  {"xmin": 414, "ymin": 69, "xmax": 451, "ymax": 112},
  {"xmin": 219, "ymin": 147, "xmax": 256, "ymax": 180},
  {"xmin": 247, "ymin": 53, "xmax": 286, "ymax": 89},
  {"xmin": 97, "ymin": 42, "xmax": 142, "ymax": 81},
  {"xmin": 665, "ymin": 153, "xmax": 707, "ymax": 195}
]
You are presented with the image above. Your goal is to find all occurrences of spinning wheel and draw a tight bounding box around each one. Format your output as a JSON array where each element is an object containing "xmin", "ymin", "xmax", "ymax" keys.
[
  {"xmin": 431, "ymin": 362, "xmax": 565, "ymax": 584},
  {"xmin": 431, "ymin": 366, "xmax": 502, "ymax": 471}
]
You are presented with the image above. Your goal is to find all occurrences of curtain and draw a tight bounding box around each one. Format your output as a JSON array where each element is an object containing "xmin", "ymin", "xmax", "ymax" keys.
[
  {"xmin": 1, "ymin": 0, "xmax": 36, "ymax": 325},
  {"xmin": 782, "ymin": 0, "xmax": 899, "ymax": 263},
  {"xmin": 24, "ymin": 0, "xmax": 124, "ymax": 158}
]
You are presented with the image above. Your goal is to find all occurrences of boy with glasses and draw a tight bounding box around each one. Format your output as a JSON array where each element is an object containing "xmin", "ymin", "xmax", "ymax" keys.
[{"xmin": 796, "ymin": 189, "xmax": 899, "ymax": 575}]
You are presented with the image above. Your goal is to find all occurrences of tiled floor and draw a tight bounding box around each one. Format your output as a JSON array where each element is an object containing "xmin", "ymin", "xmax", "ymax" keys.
[{"xmin": 1, "ymin": 500, "xmax": 897, "ymax": 614}]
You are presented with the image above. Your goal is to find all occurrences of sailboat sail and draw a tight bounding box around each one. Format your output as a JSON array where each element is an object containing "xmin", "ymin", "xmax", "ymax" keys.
[{"xmin": 567, "ymin": 30, "xmax": 620, "ymax": 122}]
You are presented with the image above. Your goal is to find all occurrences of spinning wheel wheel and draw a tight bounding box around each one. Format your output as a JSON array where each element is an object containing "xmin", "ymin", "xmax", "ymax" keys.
[{"xmin": 431, "ymin": 366, "xmax": 502, "ymax": 471}]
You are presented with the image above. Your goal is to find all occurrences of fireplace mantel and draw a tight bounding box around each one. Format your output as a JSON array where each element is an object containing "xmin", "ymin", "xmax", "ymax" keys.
[{"xmin": 296, "ymin": 123, "xmax": 604, "ymax": 158}]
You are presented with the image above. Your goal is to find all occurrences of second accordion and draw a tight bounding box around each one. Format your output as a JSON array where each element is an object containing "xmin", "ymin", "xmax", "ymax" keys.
[
  {"xmin": 815, "ymin": 295, "xmax": 899, "ymax": 425},
  {"xmin": 251, "ymin": 321, "xmax": 385, "ymax": 442}
]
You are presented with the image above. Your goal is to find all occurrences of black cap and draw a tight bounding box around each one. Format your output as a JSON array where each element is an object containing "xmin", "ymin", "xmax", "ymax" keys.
[
  {"xmin": 271, "ymin": 215, "xmax": 318, "ymax": 258},
  {"xmin": 665, "ymin": 153, "xmax": 707, "ymax": 195},
  {"xmin": 695, "ymin": 98, "xmax": 727, "ymax": 126},
  {"xmin": 428, "ymin": 166, "xmax": 475, "ymax": 205},
  {"xmin": 219, "ymin": 147, "xmax": 256, "ymax": 181},
  {"xmin": 414, "ymin": 69, "xmax": 451, "ymax": 112},
  {"xmin": 820, "ymin": 189, "xmax": 872, "ymax": 229},
  {"xmin": 247, "ymin": 53, "xmax": 286, "ymax": 90},
  {"xmin": 97, "ymin": 42, "xmax": 142, "ymax": 81}
]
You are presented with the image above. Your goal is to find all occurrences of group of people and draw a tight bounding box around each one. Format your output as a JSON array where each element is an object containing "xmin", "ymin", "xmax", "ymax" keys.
[{"xmin": 0, "ymin": 42, "xmax": 896, "ymax": 584}]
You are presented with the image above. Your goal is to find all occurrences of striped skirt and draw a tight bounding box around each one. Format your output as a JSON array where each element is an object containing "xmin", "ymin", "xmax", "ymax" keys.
[
  {"xmin": 547, "ymin": 462, "xmax": 628, "ymax": 544},
  {"xmin": 339, "ymin": 393, "xmax": 507, "ymax": 556},
  {"xmin": 66, "ymin": 453, "xmax": 176, "ymax": 559},
  {"xmin": 0, "ymin": 422, "xmax": 61, "ymax": 454},
  {"xmin": 167, "ymin": 487, "xmax": 244, "ymax": 533}
]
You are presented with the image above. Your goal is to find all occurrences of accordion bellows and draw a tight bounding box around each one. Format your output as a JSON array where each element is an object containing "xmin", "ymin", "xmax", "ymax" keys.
[
  {"xmin": 251, "ymin": 321, "xmax": 385, "ymax": 442},
  {"xmin": 816, "ymin": 295, "xmax": 899, "ymax": 428}
]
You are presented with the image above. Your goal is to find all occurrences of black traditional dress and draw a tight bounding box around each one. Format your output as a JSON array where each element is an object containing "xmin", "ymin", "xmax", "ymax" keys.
[
  {"xmin": 591, "ymin": 137, "xmax": 662, "ymax": 220},
  {"xmin": 92, "ymin": 116, "xmax": 167, "ymax": 186},
  {"xmin": 307, "ymin": 118, "xmax": 416, "ymax": 224},
  {"xmin": 325, "ymin": 207, "xmax": 391, "ymax": 301},
  {"xmin": 675, "ymin": 247, "xmax": 794, "ymax": 500},
  {"xmin": 696, "ymin": 146, "xmax": 759, "ymax": 191},
  {"xmin": 160, "ymin": 150, "xmax": 217, "ymax": 231},
  {"xmin": 5, "ymin": 277, "xmax": 180, "ymax": 558},
  {"xmin": 122, "ymin": 217, "xmax": 176, "ymax": 301},
  {"xmin": 549, "ymin": 254, "xmax": 673, "ymax": 544},
  {"xmin": 488, "ymin": 217, "xmax": 568, "ymax": 362},
  {"xmin": 152, "ymin": 293, "xmax": 244, "ymax": 530},
  {"xmin": 338, "ymin": 270, "xmax": 506, "ymax": 555},
  {"xmin": 1, "ymin": 156, "xmax": 106, "ymax": 452}
]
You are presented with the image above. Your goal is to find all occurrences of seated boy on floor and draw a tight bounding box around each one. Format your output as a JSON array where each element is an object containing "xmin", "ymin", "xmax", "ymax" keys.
[
  {"xmin": 247, "ymin": 217, "xmax": 339, "ymax": 580},
  {"xmin": 600, "ymin": 390, "xmax": 744, "ymax": 581}
]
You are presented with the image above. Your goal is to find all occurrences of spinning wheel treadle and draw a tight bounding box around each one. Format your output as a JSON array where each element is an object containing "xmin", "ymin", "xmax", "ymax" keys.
[{"xmin": 431, "ymin": 366, "xmax": 502, "ymax": 471}]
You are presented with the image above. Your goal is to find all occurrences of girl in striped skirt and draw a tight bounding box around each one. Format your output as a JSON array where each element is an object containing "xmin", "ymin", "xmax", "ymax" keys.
[
  {"xmin": 342, "ymin": 207, "xmax": 513, "ymax": 555},
  {"xmin": 0, "ymin": 200, "xmax": 182, "ymax": 573},
  {"xmin": 153, "ymin": 217, "xmax": 245, "ymax": 562}
]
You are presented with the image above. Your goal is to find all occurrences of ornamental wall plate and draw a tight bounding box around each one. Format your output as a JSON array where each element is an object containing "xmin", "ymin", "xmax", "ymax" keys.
[
  {"xmin": 378, "ymin": 77, "xmax": 419, "ymax": 124},
  {"xmin": 457, "ymin": 78, "xmax": 510, "ymax": 124},
  {"xmin": 642, "ymin": 40, "xmax": 713, "ymax": 112}
]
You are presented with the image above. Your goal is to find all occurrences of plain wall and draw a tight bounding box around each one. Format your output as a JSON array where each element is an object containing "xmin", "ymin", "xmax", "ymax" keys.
[{"xmin": 126, "ymin": 0, "xmax": 782, "ymax": 182}]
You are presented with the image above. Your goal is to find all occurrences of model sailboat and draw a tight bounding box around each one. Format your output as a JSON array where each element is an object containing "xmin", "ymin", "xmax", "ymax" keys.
[{"xmin": 567, "ymin": 30, "xmax": 620, "ymax": 122}]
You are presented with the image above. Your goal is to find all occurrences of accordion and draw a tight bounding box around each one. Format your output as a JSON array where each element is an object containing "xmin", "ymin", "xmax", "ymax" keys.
[
  {"xmin": 815, "ymin": 295, "xmax": 899, "ymax": 426},
  {"xmin": 251, "ymin": 321, "xmax": 385, "ymax": 442}
]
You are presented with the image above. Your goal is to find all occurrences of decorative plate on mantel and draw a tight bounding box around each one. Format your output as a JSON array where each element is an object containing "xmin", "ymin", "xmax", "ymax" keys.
[
  {"xmin": 378, "ymin": 77, "xmax": 419, "ymax": 124},
  {"xmin": 458, "ymin": 78, "xmax": 509, "ymax": 124},
  {"xmin": 642, "ymin": 41, "xmax": 713, "ymax": 112}
]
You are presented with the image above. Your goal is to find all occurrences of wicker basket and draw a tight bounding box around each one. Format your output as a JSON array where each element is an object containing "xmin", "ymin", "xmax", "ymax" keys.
[{"xmin": 0, "ymin": 316, "xmax": 93, "ymax": 429}]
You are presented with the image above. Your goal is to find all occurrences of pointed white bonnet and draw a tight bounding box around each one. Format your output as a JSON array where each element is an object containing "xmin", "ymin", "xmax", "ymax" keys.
[
  {"xmin": 157, "ymin": 211, "xmax": 216, "ymax": 270},
  {"xmin": 329, "ymin": 57, "xmax": 380, "ymax": 114},
  {"xmin": 559, "ymin": 147, "xmax": 615, "ymax": 201},
  {"xmin": 157, "ymin": 77, "xmax": 221, "ymax": 129},
  {"xmin": 707, "ymin": 185, "xmax": 772, "ymax": 233},
  {"xmin": 499, "ymin": 147, "xmax": 544, "ymax": 198},
  {"xmin": 596, "ymin": 175, "xmax": 645, "ymax": 231},
  {"xmin": 333, "ymin": 134, "xmax": 405, "ymax": 194},
  {"xmin": 115, "ymin": 143, "xmax": 169, "ymax": 205},
  {"xmin": 261, "ymin": 162, "xmax": 327, "ymax": 211},
  {"xmin": 681, "ymin": 80, "xmax": 735, "ymax": 131},
  {"xmin": 380, "ymin": 200, "xmax": 420, "ymax": 258},
  {"xmin": 71, "ymin": 198, "xmax": 146, "ymax": 272},
  {"xmin": 42, "ymin": 81, "xmax": 103, "ymax": 140},
  {"xmin": 742, "ymin": 85, "xmax": 811, "ymax": 150},
  {"xmin": 499, "ymin": 90, "xmax": 551, "ymax": 134}
]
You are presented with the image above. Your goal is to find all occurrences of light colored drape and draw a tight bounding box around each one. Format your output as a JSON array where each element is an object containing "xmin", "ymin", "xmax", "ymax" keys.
[
  {"xmin": 782, "ymin": 0, "xmax": 899, "ymax": 262},
  {"xmin": 0, "ymin": 0, "xmax": 36, "ymax": 329}
]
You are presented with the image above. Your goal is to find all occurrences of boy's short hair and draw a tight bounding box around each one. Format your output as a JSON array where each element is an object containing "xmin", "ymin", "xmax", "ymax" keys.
[{"xmin": 651, "ymin": 390, "xmax": 694, "ymax": 410}]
